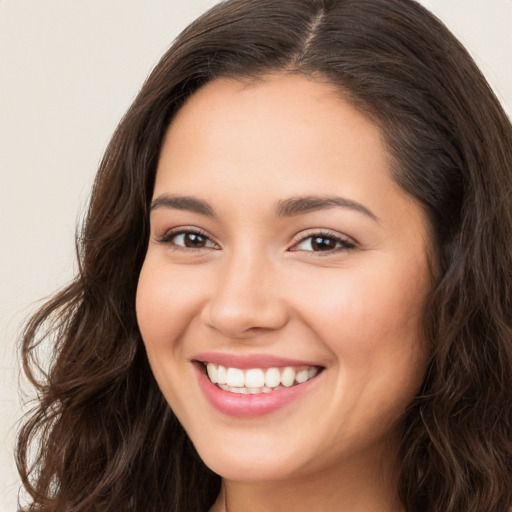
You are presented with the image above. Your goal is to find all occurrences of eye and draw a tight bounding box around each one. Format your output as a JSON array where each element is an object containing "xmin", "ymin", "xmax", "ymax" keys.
[
  {"xmin": 158, "ymin": 229, "xmax": 218, "ymax": 250},
  {"xmin": 291, "ymin": 231, "xmax": 355, "ymax": 253}
]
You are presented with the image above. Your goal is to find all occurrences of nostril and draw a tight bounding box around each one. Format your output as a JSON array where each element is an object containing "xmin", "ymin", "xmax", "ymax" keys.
[{"xmin": 201, "ymin": 299, "xmax": 289, "ymax": 338}]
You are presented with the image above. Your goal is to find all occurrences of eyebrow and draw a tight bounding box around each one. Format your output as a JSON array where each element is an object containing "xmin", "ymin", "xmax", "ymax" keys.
[
  {"xmin": 276, "ymin": 195, "xmax": 378, "ymax": 221},
  {"xmin": 150, "ymin": 195, "xmax": 215, "ymax": 216},
  {"xmin": 150, "ymin": 193, "xmax": 378, "ymax": 222}
]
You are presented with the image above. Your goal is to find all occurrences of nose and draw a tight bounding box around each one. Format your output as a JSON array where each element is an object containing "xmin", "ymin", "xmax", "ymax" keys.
[{"xmin": 201, "ymin": 249, "xmax": 289, "ymax": 339}]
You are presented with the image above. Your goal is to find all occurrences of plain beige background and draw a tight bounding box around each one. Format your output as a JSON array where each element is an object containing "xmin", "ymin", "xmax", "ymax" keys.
[{"xmin": 1, "ymin": 1, "xmax": 511, "ymax": 509}]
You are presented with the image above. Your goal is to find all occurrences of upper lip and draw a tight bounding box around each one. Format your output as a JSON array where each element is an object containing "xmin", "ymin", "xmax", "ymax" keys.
[{"xmin": 193, "ymin": 352, "xmax": 323, "ymax": 369}]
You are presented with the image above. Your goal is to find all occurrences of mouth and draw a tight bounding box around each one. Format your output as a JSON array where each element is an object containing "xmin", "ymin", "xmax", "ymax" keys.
[
  {"xmin": 200, "ymin": 361, "xmax": 322, "ymax": 395},
  {"xmin": 194, "ymin": 356, "xmax": 325, "ymax": 417}
]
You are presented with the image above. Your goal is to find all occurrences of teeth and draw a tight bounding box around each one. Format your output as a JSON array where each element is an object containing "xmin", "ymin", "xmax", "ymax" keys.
[
  {"xmin": 204, "ymin": 363, "xmax": 320, "ymax": 393},
  {"xmin": 281, "ymin": 367, "xmax": 295, "ymax": 387},
  {"xmin": 296, "ymin": 369, "xmax": 309, "ymax": 383},
  {"xmin": 226, "ymin": 367, "xmax": 245, "ymax": 387},
  {"xmin": 206, "ymin": 363, "xmax": 218, "ymax": 383},
  {"xmin": 245, "ymin": 368, "xmax": 265, "ymax": 388},
  {"xmin": 217, "ymin": 365, "xmax": 227, "ymax": 385},
  {"xmin": 265, "ymin": 367, "xmax": 281, "ymax": 388}
]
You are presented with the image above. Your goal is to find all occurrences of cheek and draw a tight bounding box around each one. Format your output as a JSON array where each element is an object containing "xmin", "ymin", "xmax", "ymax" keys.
[
  {"xmin": 309, "ymin": 264, "xmax": 429, "ymax": 426},
  {"xmin": 135, "ymin": 260, "xmax": 203, "ymax": 411},
  {"xmin": 136, "ymin": 259, "xmax": 202, "ymax": 353},
  {"xmin": 291, "ymin": 257, "xmax": 430, "ymax": 373}
]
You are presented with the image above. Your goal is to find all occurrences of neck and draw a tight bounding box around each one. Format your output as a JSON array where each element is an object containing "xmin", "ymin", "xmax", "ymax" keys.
[{"xmin": 210, "ymin": 444, "xmax": 404, "ymax": 512}]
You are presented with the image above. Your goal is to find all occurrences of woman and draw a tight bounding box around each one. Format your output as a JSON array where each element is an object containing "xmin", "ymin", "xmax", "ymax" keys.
[{"xmin": 17, "ymin": 0, "xmax": 512, "ymax": 511}]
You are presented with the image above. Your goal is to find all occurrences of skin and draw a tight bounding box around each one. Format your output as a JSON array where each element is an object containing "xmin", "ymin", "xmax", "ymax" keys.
[{"xmin": 136, "ymin": 74, "xmax": 432, "ymax": 512}]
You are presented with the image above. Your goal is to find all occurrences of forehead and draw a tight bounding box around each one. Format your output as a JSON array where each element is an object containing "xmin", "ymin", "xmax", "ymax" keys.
[{"xmin": 156, "ymin": 74, "xmax": 390, "ymax": 196}]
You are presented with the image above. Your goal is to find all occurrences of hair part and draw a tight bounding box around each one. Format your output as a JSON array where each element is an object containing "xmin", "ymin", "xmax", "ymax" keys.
[{"xmin": 17, "ymin": 1, "xmax": 512, "ymax": 510}]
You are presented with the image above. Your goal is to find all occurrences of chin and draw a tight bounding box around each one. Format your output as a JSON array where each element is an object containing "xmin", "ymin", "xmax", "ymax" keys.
[{"xmin": 191, "ymin": 434, "xmax": 313, "ymax": 482}]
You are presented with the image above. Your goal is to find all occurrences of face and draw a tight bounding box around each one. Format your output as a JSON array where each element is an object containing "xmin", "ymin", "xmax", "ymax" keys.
[{"xmin": 136, "ymin": 74, "xmax": 432, "ymax": 483}]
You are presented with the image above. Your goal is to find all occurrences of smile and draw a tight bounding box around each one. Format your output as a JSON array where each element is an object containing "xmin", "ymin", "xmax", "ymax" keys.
[
  {"xmin": 204, "ymin": 363, "xmax": 320, "ymax": 394},
  {"xmin": 194, "ymin": 355, "xmax": 325, "ymax": 417}
]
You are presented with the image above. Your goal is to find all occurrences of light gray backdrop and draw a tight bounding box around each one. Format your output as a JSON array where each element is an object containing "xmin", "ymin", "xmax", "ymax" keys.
[{"xmin": 1, "ymin": 1, "xmax": 511, "ymax": 509}]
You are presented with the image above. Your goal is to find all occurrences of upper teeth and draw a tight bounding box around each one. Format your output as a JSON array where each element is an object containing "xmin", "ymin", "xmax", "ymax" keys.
[{"xmin": 205, "ymin": 363, "xmax": 319, "ymax": 392}]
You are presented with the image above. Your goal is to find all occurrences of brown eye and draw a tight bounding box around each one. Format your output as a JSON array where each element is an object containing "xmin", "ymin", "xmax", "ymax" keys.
[
  {"xmin": 311, "ymin": 236, "xmax": 338, "ymax": 251},
  {"xmin": 292, "ymin": 232, "xmax": 355, "ymax": 253},
  {"xmin": 162, "ymin": 230, "xmax": 217, "ymax": 249},
  {"xmin": 182, "ymin": 232, "xmax": 207, "ymax": 248}
]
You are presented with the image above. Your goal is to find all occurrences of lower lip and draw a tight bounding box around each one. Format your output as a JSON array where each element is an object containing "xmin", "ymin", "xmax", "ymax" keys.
[{"xmin": 195, "ymin": 364, "xmax": 321, "ymax": 417}]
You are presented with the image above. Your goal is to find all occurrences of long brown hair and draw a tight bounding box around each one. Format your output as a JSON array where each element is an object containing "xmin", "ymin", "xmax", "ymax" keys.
[{"xmin": 17, "ymin": 0, "xmax": 512, "ymax": 510}]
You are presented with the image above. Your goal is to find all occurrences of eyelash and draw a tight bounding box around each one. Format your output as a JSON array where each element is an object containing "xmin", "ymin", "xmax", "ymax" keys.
[
  {"xmin": 289, "ymin": 230, "xmax": 356, "ymax": 254},
  {"xmin": 156, "ymin": 228, "xmax": 218, "ymax": 250},
  {"xmin": 156, "ymin": 228, "xmax": 356, "ymax": 254}
]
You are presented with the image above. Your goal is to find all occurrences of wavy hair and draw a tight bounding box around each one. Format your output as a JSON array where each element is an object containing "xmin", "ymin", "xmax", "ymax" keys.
[{"xmin": 17, "ymin": 0, "xmax": 512, "ymax": 510}]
